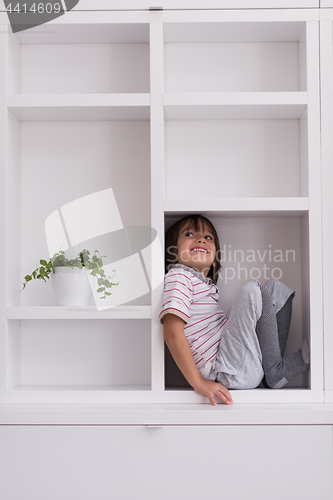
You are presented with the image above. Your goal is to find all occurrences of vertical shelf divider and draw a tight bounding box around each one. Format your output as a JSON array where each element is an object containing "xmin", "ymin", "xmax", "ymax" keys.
[
  {"xmin": 0, "ymin": 23, "xmax": 6, "ymax": 391},
  {"xmin": 320, "ymin": 20, "xmax": 333, "ymax": 399},
  {"xmin": 150, "ymin": 22, "xmax": 166, "ymax": 391},
  {"xmin": 306, "ymin": 21, "xmax": 324, "ymax": 393}
]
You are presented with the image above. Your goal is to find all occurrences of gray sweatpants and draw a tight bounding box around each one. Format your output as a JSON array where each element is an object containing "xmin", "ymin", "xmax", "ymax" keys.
[{"xmin": 207, "ymin": 280, "xmax": 294, "ymax": 390}]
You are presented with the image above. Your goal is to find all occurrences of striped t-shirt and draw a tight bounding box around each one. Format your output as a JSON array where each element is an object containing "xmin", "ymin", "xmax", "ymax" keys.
[{"xmin": 159, "ymin": 264, "xmax": 228, "ymax": 376}]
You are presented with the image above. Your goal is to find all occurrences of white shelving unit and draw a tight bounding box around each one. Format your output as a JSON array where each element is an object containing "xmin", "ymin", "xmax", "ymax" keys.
[
  {"xmin": 2, "ymin": 4, "xmax": 333, "ymax": 500},
  {"xmin": 1, "ymin": 8, "xmax": 324, "ymax": 410},
  {"xmin": 0, "ymin": 9, "xmax": 325, "ymax": 404}
]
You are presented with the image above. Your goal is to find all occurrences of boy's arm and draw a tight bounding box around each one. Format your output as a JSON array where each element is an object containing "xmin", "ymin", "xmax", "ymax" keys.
[{"xmin": 163, "ymin": 313, "xmax": 233, "ymax": 406}]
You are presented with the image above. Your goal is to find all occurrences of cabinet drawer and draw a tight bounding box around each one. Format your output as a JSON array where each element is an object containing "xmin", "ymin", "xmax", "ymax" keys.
[{"xmin": 0, "ymin": 425, "xmax": 332, "ymax": 500}]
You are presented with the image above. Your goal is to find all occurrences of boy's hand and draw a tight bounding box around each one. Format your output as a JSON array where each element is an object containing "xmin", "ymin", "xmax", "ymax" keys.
[
  {"xmin": 163, "ymin": 314, "xmax": 233, "ymax": 406},
  {"xmin": 194, "ymin": 379, "xmax": 233, "ymax": 406}
]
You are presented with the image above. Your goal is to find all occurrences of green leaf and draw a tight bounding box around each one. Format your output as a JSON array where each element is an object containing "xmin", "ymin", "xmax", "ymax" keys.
[{"xmin": 21, "ymin": 247, "xmax": 119, "ymax": 295}]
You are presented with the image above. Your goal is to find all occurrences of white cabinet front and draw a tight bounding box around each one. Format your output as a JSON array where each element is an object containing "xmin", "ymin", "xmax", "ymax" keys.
[{"xmin": 0, "ymin": 424, "xmax": 332, "ymax": 500}]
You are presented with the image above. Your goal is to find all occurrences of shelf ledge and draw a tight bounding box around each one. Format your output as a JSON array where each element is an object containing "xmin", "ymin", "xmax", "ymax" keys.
[
  {"xmin": 7, "ymin": 93, "xmax": 150, "ymax": 121},
  {"xmin": 1, "ymin": 401, "xmax": 332, "ymax": 426},
  {"xmin": 0, "ymin": 388, "xmax": 324, "ymax": 407},
  {"xmin": 163, "ymin": 92, "xmax": 307, "ymax": 119},
  {"xmin": 164, "ymin": 197, "xmax": 309, "ymax": 216},
  {"xmin": 7, "ymin": 306, "xmax": 152, "ymax": 320}
]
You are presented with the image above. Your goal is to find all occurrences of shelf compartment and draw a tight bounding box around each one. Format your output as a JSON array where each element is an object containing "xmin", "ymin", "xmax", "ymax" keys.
[
  {"xmin": 164, "ymin": 22, "xmax": 307, "ymax": 93},
  {"xmin": 164, "ymin": 197, "xmax": 309, "ymax": 216},
  {"xmin": 8, "ymin": 94, "xmax": 150, "ymax": 121},
  {"xmin": 164, "ymin": 212, "xmax": 311, "ymax": 390},
  {"xmin": 7, "ymin": 23, "xmax": 150, "ymax": 95},
  {"xmin": 7, "ymin": 306, "xmax": 152, "ymax": 320},
  {"xmin": 163, "ymin": 93, "xmax": 307, "ymax": 120},
  {"xmin": 7, "ymin": 117, "xmax": 151, "ymax": 307},
  {"xmin": 165, "ymin": 117, "xmax": 306, "ymax": 199},
  {"xmin": 7, "ymin": 319, "xmax": 151, "ymax": 390}
]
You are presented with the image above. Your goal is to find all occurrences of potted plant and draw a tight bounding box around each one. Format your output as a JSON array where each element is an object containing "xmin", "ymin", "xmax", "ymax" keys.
[{"xmin": 20, "ymin": 249, "xmax": 118, "ymax": 306}]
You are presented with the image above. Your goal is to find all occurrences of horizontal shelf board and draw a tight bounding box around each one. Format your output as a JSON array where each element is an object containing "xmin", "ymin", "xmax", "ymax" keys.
[
  {"xmin": 7, "ymin": 306, "xmax": 152, "ymax": 320},
  {"xmin": 164, "ymin": 388, "xmax": 322, "ymax": 405},
  {"xmin": 7, "ymin": 94, "xmax": 150, "ymax": 121},
  {"xmin": 11, "ymin": 385, "xmax": 151, "ymax": 392},
  {"xmin": 164, "ymin": 198, "xmax": 309, "ymax": 216},
  {"xmin": 163, "ymin": 93, "xmax": 307, "ymax": 120},
  {"xmin": 1, "ymin": 401, "xmax": 333, "ymax": 426},
  {"xmin": 0, "ymin": 388, "xmax": 324, "ymax": 407}
]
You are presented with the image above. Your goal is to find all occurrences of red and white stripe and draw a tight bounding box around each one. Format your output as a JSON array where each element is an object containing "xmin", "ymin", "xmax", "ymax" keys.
[{"xmin": 159, "ymin": 267, "xmax": 228, "ymax": 372}]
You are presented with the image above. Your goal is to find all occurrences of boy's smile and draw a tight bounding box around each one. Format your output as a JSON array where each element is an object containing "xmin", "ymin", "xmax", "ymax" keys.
[{"xmin": 177, "ymin": 222, "xmax": 216, "ymax": 277}]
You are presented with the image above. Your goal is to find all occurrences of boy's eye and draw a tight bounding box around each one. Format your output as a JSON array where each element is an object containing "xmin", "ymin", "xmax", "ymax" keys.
[
  {"xmin": 185, "ymin": 232, "xmax": 194, "ymax": 237},
  {"xmin": 205, "ymin": 235, "xmax": 213, "ymax": 240}
]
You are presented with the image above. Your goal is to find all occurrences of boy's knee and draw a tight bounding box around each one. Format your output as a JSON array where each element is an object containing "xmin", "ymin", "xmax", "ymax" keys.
[
  {"xmin": 263, "ymin": 279, "xmax": 295, "ymax": 314},
  {"xmin": 240, "ymin": 280, "xmax": 260, "ymax": 296},
  {"xmin": 238, "ymin": 281, "xmax": 262, "ymax": 319},
  {"xmin": 265, "ymin": 279, "xmax": 280, "ymax": 287}
]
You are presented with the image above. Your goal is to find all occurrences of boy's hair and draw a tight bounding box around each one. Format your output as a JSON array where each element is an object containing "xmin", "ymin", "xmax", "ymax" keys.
[{"xmin": 165, "ymin": 214, "xmax": 222, "ymax": 285}]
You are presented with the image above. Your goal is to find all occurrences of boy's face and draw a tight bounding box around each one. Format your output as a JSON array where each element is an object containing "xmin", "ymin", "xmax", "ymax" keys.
[{"xmin": 176, "ymin": 221, "xmax": 216, "ymax": 277}]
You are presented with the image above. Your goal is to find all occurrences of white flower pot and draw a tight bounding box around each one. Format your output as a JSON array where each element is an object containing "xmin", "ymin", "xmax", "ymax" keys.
[{"xmin": 51, "ymin": 267, "xmax": 92, "ymax": 306}]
